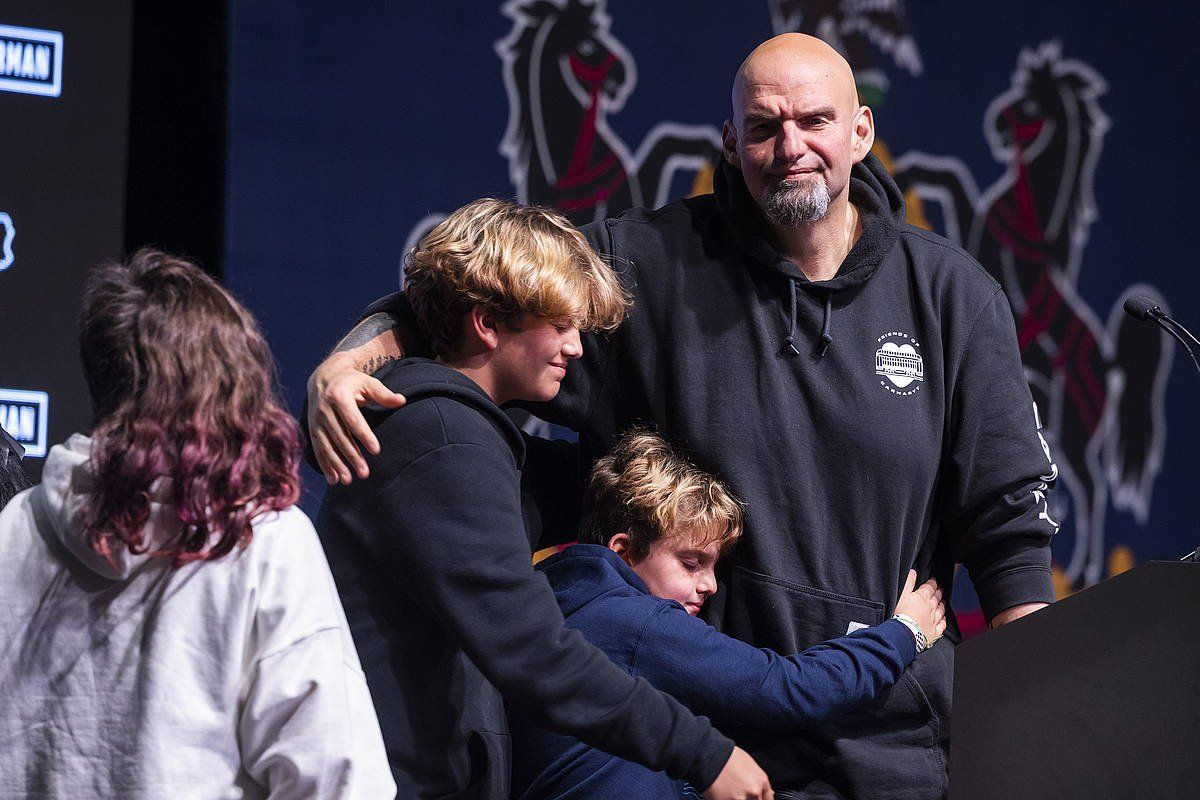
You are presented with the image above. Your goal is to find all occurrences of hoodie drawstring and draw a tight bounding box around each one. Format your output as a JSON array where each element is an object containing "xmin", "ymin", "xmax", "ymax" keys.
[
  {"xmin": 782, "ymin": 278, "xmax": 800, "ymax": 357},
  {"xmin": 818, "ymin": 292, "xmax": 834, "ymax": 357},
  {"xmin": 781, "ymin": 279, "xmax": 835, "ymax": 358}
]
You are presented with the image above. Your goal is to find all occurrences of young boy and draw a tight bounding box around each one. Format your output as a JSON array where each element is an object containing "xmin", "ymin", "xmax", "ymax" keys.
[
  {"xmin": 509, "ymin": 429, "xmax": 946, "ymax": 800},
  {"xmin": 315, "ymin": 200, "xmax": 769, "ymax": 800}
]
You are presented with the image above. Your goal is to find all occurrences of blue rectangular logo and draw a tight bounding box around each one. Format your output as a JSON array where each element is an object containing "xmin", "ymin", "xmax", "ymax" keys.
[
  {"xmin": 0, "ymin": 388, "xmax": 49, "ymax": 458},
  {"xmin": 0, "ymin": 24, "xmax": 63, "ymax": 98}
]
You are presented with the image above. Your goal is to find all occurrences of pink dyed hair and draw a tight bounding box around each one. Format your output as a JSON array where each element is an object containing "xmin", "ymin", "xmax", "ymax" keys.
[{"xmin": 79, "ymin": 248, "xmax": 301, "ymax": 566}]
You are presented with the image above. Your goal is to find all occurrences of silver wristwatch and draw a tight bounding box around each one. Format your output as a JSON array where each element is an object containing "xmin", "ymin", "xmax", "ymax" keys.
[{"xmin": 892, "ymin": 613, "xmax": 930, "ymax": 653}]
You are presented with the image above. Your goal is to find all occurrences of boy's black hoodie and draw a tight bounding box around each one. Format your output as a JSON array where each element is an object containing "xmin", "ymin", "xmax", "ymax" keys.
[
  {"xmin": 315, "ymin": 359, "xmax": 733, "ymax": 799},
  {"xmin": 363, "ymin": 154, "xmax": 1058, "ymax": 798}
]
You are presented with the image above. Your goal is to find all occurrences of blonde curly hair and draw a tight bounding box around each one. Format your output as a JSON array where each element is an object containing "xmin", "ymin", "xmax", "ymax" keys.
[{"xmin": 580, "ymin": 428, "xmax": 744, "ymax": 559}]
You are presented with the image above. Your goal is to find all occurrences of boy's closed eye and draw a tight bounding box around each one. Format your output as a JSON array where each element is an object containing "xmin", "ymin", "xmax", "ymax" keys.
[{"xmin": 611, "ymin": 530, "xmax": 722, "ymax": 615}]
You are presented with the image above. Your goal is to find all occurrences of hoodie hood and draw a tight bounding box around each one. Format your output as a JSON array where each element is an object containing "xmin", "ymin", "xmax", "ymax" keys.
[
  {"xmin": 370, "ymin": 358, "xmax": 526, "ymax": 467},
  {"xmin": 714, "ymin": 153, "xmax": 905, "ymax": 357},
  {"xmin": 37, "ymin": 434, "xmax": 180, "ymax": 580},
  {"xmin": 537, "ymin": 544, "xmax": 654, "ymax": 617},
  {"xmin": 714, "ymin": 152, "xmax": 904, "ymax": 290}
]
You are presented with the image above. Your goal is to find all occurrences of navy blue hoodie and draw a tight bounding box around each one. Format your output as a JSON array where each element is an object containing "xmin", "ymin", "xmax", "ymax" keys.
[
  {"xmin": 509, "ymin": 545, "xmax": 917, "ymax": 800},
  {"xmin": 315, "ymin": 360, "xmax": 732, "ymax": 799},
  {"xmin": 362, "ymin": 153, "xmax": 1058, "ymax": 797}
]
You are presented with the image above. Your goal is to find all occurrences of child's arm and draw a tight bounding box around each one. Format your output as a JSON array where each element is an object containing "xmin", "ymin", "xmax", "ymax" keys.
[{"xmin": 632, "ymin": 572, "xmax": 944, "ymax": 731}]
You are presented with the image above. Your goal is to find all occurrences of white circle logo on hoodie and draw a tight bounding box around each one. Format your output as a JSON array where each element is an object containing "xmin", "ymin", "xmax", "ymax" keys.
[{"xmin": 875, "ymin": 332, "xmax": 924, "ymax": 396}]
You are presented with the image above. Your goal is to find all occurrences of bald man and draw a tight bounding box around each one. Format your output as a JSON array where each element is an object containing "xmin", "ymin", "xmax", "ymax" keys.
[{"xmin": 308, "ymin": 34, "xmax": 1058, "ymax": 800}]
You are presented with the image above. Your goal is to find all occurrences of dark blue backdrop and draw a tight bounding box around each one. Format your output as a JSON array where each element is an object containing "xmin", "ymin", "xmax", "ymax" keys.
[{"xmin": 225, "ymin": 1, "xmax": 1199, "ymax": 609}]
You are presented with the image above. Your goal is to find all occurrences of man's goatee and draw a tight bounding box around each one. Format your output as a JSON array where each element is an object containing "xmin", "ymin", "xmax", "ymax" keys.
[{"xmin": 763, "ymin": 177, "xmax": 832, "ymax": 225}]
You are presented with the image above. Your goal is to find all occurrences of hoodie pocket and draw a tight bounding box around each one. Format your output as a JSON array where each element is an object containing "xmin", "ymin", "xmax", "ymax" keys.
[
  {"xmin": 723, "ymin": 566, "xmax": 949, "ymax": 799},
  {"xmin": 723, "ymin": 565, "xmax": 885, "ymax": 654}
]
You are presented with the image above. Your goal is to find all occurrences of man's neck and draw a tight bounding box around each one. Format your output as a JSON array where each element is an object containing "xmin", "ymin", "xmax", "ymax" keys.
[{"xmin": 771, "ymin": 198, "xmax": 862, "ymax": 283}]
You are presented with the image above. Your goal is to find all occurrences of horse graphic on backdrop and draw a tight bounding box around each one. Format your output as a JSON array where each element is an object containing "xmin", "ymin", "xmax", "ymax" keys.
[
  {"xmin": 767, "ymin": 0, "xmax": 922, "ymax": 103},
  {"xmin": 895, "ymin": 42, "xmax": 1172, "ymax": 586},
  {"xmin": 403, "ymin": 0, "xmax": 723, "ymax": 268},
  {"xmin": 495, "ymin": 0, "xmax": 721, "ymax": 225}
]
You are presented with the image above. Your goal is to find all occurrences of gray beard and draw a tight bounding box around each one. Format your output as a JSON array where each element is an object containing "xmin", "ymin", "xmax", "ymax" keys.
[{"xmin": 762, "ymin": 176, "xmax": 832, "ymax": 225}]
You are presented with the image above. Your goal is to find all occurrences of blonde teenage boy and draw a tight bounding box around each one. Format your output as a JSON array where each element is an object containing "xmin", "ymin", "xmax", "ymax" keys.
[{"xmin": 314, "ymin": 200, "xmax": 771, "ymax": 800}]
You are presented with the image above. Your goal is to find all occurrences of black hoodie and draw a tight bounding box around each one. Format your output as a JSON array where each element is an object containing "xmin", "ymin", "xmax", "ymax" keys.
[
  {"xmin": 538, "ymin": 154, "xmax": 1057, "ymax": 797},
  {"xmin": 362, "ymin": 155, "xmax": 1057, "ymax": 797},
  {"xmin": 315, "ymin": 359, "xmax": 733, "ymax": 799}
]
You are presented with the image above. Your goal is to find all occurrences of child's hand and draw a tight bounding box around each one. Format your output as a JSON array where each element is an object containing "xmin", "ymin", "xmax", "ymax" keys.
[
  {"xmin": 895, "ymin": 570, "xmax": 946, "ymax": 645},
  {"xmin": 704, "ymin": 746, "xmax": 773, "ymax": 800}
]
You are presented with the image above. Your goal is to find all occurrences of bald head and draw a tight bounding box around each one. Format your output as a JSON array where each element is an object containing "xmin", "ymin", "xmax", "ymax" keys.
[
  {"xmin": 721, "ymin": 33, "xmax": 875, "ymax": 230},
  {"xmin": 732, "ymin": 33, "xmax": 859, "ymax": 120}
]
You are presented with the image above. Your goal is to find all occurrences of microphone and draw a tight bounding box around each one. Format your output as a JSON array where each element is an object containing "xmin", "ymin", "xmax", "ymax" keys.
[
  {"xmin": 1123, "ymin": 295, "xmax": 1200, "ymax": 376},
  {"xmin": 1122, "ymin": 295, "xmax": 1163, "ymax": 322},
  {"xmin": 1124, "ymin": 297, "xmax": 1200, "ymax": 561}
]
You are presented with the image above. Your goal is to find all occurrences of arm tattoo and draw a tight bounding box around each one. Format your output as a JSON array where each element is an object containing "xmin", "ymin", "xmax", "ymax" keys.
[
  {"xmin": 362, "ymin": 353, "xmax": 398, "ymax": 374},
  {"xmin": 333, "ymin": 312, "xmax": 400, "ymax": 353}
]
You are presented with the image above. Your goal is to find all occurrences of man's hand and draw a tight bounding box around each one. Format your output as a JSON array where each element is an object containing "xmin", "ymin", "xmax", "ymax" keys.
[
  {"xmin": 703, "ymin": 746, "xmax": 774, "ymax": 800},
  {"xmin": 894, "ymin": 569, "xmax": 947, "ymax": 645},
  {"xmin": 989, "ymin": 602, "xmax": 1048, "ymax": 628},
  {"xmin": 307, "ymin": 350, "xmax": 405, "ymax": 484}
]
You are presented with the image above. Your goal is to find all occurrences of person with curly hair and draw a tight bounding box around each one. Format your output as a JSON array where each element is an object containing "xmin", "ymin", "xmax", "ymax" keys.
[
  {"xmin": 0, "ymin": 249, "xmax": 393, "ymax": 798},
  {"xmin": 510, "ymin": 429, "xmax": 945, "ymax": 799}
]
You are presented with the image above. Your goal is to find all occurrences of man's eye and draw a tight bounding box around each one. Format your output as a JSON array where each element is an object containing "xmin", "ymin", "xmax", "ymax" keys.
[{"xmin": 681, "ymin": 560, "xmax": 700, "ymax": 570}]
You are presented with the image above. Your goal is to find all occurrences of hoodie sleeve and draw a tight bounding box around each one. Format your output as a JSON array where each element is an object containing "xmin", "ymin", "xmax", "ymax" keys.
[
  {"xmin": 358, "ymin": 292, "xmax": 405, "ymax": 328},
  {"xmin": 239, "ymin": 630, "xmax": 396, "ymax": 800},
  {"xmin": 634, "ymin": 606, "xmax": 916, "ymax": 730},
  {"xmin": 372, "ymin": 431, "xmax": 733, "ymax": 790},
  {"xmin": 944, "ymin": 288, "xmax": 1059, "ymax": 620},
  {"xmin": 238, "ymin": 514, "xmax": 395, "ymax": 799}
]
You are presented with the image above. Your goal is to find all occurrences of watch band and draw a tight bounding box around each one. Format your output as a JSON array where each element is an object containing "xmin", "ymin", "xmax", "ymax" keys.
[{"xmin": 892, "ymin": 613, "xmax": 930, "ymax": 653}]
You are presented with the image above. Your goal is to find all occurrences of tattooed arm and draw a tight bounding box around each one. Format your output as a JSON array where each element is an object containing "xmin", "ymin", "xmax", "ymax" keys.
[
  {"xmin": 333, "ymin": 312, "xmax": 404, "ymax": 362},
  {"xmin": 306, "ymin": 312, "xmax": 410, "ymax": 485}
]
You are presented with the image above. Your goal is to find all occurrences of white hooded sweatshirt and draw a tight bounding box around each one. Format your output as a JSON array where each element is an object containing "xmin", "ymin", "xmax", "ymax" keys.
[{"xmin": 0, "ymin": 435, "xmax": 395, "ymax": 799}]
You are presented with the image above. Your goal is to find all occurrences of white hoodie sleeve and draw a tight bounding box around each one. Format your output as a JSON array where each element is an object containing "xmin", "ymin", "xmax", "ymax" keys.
[{"xmin": 237, "ymin": 508, "xmax": 394, "ymax": 800}]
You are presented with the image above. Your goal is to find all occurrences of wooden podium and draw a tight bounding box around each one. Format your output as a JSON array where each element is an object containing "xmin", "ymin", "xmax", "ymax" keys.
[{"xmin": 950, "ymin": 561, "xmax": 1200, "ymax": 799}]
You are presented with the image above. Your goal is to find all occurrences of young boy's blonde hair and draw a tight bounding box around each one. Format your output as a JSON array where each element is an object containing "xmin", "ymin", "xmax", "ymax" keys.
[
  {"xmin": 404, "ymin": 198, "xmax": 631, "ymax": 356},
  {"xmin": 579, "ymin": 428, "xmax": 743, "ymax": 559}
]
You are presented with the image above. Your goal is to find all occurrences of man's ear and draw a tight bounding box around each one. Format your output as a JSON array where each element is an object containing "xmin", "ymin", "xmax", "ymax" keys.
[
  {"xmin": 468, "ymin": 305, "xmax": 501, "ymax": 351},
  {"xmin": 851, "ymin": 105, "xmax": 876, "ymax": 162},
  {"xmin": 607, "ymin": 532, "xmax": 635, "ymax": 565},
  {"xmin": 721, "ymin": 119, "xmax": 740, "ymax": 168}
]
